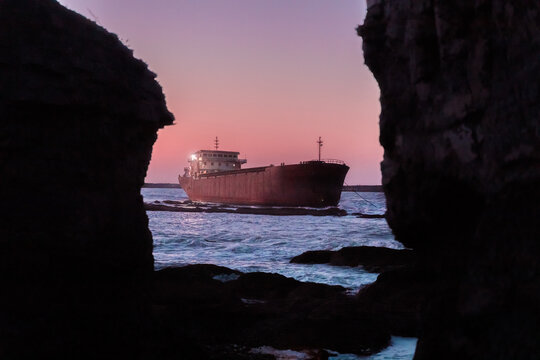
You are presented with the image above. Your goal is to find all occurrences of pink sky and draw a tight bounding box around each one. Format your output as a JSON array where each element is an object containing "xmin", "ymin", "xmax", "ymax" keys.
[{"xmin": 58, "ymin": 0, "xmax": 381, "ymax": 184}]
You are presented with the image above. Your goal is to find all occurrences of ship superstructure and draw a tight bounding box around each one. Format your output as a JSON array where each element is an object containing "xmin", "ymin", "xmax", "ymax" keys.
[{"xmin": 184, "ymin": 150, "xmax": 247, "ymax": 178}]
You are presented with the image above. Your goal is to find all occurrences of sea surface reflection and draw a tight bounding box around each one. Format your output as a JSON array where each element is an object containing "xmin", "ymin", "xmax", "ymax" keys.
[
  {"xmin": 145, "ymin": 188, "xmax": 398, "ymax": 291},
  {"xmin": 144, "ymin": 188, "xmax": 416, "ymax": 359}
]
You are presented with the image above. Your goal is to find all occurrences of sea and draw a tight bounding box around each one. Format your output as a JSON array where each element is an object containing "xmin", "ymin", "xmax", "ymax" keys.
[{"xmin": 143, "ymin": 188, "xmax": 417, "ymax": 360}]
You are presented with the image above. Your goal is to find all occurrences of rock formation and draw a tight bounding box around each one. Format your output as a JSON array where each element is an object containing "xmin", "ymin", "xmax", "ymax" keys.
[
  {"xmin": 360, "ymin": 1, "xmax": 540, "ymax": 358},
  {"xmin": 151, "ymin": 265, "xmax": 390, "ymax": 358},
  {"xmin": 0, "ymin": 0, "xmax": 173, "ymax": 357},
  {"xmin": 291, "ymin": 246, "xmax": 415, "ymax": 272}
]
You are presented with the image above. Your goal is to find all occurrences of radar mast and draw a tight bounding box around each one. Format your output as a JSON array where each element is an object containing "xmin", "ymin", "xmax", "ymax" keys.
[{"xmin": 317, "ymin": 136, "xmax": 323, "ymax": 161}]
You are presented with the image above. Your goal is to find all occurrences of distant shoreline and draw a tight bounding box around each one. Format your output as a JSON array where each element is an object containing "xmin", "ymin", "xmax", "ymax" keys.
[
  {"xmin": 143, "ymin": 183, "xmax": 383, "ymax": 192},
  {"xmin": 342, "ymin": 185, "xmax": 382, "ymax": 192}
]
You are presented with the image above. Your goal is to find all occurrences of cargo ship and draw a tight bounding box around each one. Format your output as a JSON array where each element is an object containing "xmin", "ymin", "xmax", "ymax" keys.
[{"xmin": 178, "ymin": 137, "xmax": 349, "ymax": 207}]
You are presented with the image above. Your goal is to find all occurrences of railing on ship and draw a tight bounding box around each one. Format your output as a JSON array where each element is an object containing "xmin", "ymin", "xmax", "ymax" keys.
[
  {"xmin": 300, "ymin": 159, "xmax": 346, "ymax": 165},
  {"xmin": 194, "ymin": 159, "xmax": 347, "ymax": 178},
  {"xmin": 322, "ymin": 159, "xmax": 346, "ymax": 165},
  {"xmin": 198, "ymin": 166, "xmax": 268, "ymax": 178}
]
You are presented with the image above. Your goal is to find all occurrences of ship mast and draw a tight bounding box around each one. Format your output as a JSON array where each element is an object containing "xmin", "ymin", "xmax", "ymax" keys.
[
  {"xmin": 317, "ymin": 136, "xmax": 323, "ymax": 161},
  {"xmin": 214, "ymin": 136, "xmax": 219, "ymax": 150}
]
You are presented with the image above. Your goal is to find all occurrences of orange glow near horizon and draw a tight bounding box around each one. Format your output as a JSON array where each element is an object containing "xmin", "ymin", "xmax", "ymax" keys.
[{"xmin": 58, "ymin": 0, "xmax": 382, "ymax": 184}]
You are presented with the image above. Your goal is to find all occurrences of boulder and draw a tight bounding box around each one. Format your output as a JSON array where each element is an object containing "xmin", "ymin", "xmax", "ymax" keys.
[
  {"xmin": 151, "ymin": 265, "xmax": 391, "ymax": 357},
  {"xmin": 291, "ymin": 246, "xmax": 416, "ymax": 272}
]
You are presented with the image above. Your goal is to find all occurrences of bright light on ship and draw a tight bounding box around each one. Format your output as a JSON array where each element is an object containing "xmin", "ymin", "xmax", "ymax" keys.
[{"xmin": 191, "ymin": 154, "xmax": 197, "ymax": 161}]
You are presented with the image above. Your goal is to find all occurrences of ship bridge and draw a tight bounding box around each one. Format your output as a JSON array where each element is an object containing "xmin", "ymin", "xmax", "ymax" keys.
[{"xmin": 186, "ymin": 150, "xmax": 247, "ymax": 178}]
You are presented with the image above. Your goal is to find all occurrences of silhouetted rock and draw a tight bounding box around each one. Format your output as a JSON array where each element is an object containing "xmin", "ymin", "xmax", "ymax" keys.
[
  {"xmin": 0, "ymin": 0, "xmax": 173, "ymax": 357},
  {"xmin": 151, "ymin": 265, "xmax": 390, "ymax": 358},
  {"xmin": 291, "ymin": 246, "xmax": 415, "ymax": 272},
  {"xmin": 355, "ymin": 267, "xmax": 434, "ymax": 337},
  {"xmin": 360, "ymin": 1, "xmax": 540, "ymax": 358},
  {"xmin": 291, "ymin": 250, "xmax": 333, "ymax": 264},
  {"xmin": 352, "ymin": 212, "xmax": 386, "ymax": 219}
]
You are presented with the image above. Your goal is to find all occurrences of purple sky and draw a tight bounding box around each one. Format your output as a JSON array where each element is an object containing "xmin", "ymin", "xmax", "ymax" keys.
[{"xmin": 57, "ymin": 0, "xmax": 381, "ymax": 184}]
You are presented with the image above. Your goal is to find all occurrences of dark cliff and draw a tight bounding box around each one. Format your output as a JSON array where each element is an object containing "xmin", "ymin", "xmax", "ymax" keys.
[
  {"xmin": 360, "ymin": 1, "xmax": 540, "ymax": 359},
  {"xmin": 0, "ymin": 0, "xmax": 173, "ymax": 357}
]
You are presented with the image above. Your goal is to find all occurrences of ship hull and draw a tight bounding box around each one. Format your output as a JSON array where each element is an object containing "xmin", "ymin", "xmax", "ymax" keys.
[{"xmin": 178, "ymin": 162, "xmax": 349, "ymax": 207}]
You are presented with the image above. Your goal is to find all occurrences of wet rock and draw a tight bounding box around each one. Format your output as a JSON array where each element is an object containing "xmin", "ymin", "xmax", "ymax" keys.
[
  {"xmin": 234, "ymin": 207, "xmax": 347, "ymax": 217},
  {"xmin": 355, "ymin": 267, "xmax": 434, "ymax": 337},
  {"xmin": 163, "ymin": 199, "xmax": 188, "ymax": 205},
  {"xmin": 360, "ymin": 1, "xmax": 540, "ymax": 358},
  {"xmin": 151, "ymin": 265, "xmax": 390, "ymax": 357},
  {"xmin": 145, "ymin": 202, "xmax": 348, "ymax": 216},
  {"xmin": 291, "ymin": 250, "xmax": 333, "ymax": 265},
  {"xmin": 0, "ymin": 0, "xmax": 173, "ymax": 357},
  {"xmin": 291, "ymin": 246, "xmax": 416, "ymax": 273},
  {"xmin": 250, "ymin": 346, "xmax": 330, "ymax": 360},
  {"xmin": 352, "ymin": 212, "xmax": 386, "ymax": 219}
]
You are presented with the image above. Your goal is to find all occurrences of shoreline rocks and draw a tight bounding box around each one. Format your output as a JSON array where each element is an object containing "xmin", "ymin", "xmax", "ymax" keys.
[
  {"xmin": 290, "ymin": 246, "xmax": 416, "ymax": 273},
  {"xmin": 145, "ymin": 201, "xmax": 348, "ymax": 216},
  {"xmin": 291, "ymin": 246, "xmax": 426, "ymax": 337},
  {"xmin": 150, "ymin": 264, "xmax": 391, "ymax": 358}
]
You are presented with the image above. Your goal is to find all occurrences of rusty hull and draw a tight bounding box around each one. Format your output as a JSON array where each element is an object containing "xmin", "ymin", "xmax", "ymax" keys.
[{"xmin": 178, "ymin": 162, "xmax": 349, "ymax": 207}]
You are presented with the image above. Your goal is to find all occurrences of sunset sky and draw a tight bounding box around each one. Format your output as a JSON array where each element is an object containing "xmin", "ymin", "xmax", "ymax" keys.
[{"xmin": 57, "ymin": 0, "xmax": 381, "ymax": 184}]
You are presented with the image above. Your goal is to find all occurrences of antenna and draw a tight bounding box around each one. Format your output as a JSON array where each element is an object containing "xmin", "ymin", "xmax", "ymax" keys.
[
  {"xmin": 317, "ymin": 136, "xmax": 323, "ymax": 161},
  {"xmin": 214, "ymin": 136, "xmax": 219, "ymax": 150}
]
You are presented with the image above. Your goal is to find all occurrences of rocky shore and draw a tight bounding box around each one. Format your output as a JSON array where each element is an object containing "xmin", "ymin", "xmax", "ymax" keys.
[
  {"xmin": 291, "ymin": 246, "xmax": 426, "ymax": 337},
  {"xmin": 291, "ymin": 246, "xmax": 415, "ymax": 273},
  {"xmin": 148, "ymin": 264, "xmax": 391, "ymax": 358},
  {"xmin": 145, "ymin": 248, "xmax": 427, "ymax": 358},
  {"xmin": 145, "ymin": 200, "xmax": 348, "ymax": 216}
]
